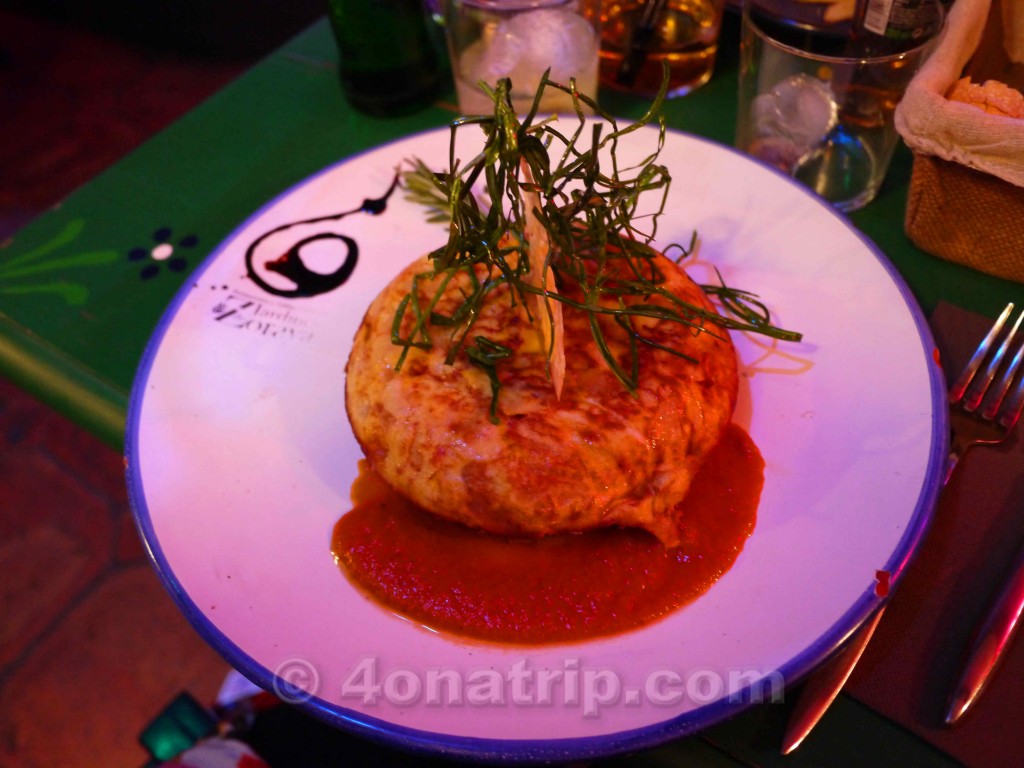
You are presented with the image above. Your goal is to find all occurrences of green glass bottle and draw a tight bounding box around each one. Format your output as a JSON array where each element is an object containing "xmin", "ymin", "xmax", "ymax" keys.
[{"xmin": 325, "ymin": 0, "xmax": 442, "ymax": 116}]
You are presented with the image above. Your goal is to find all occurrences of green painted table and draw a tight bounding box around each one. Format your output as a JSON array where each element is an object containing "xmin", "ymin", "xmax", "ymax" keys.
[{"xmin": 1, "ymin": 12, "xmax": 1015, "ymax": 767}]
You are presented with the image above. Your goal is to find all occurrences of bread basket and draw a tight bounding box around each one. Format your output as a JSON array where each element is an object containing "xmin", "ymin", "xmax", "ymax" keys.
[{"xmin": 894, "ymin": 0, "xmax": 1024, "ymax": 282}]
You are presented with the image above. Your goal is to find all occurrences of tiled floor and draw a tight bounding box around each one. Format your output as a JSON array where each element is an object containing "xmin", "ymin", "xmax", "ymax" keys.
[
  {"xmin": 0, "ymin": 4, "xmax": 320, "ymax": 765},
  {"xmin": 0, "ymin": 377, "xmax": 232, "ymax": 767}
]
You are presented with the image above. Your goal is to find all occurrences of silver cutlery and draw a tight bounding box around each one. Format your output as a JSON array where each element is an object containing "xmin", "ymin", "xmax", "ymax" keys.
[
  {"xmin": 944, "ymin": 302, "xmax": 1024, "ymax": 723},
  {"xmin": 781, "ymin": 608, "xmax": 885, "ymax": 753},
  {"xmin": 782, "ymin": 301, "xmax": 1024, "ymax": 751},
  {"xmin": 945, "ymin": 301, "xmax": 1024, "ymax": 478},
  {"xmin": 946, "ymin": 540, "xmax": 1024, "ymax": 724}
]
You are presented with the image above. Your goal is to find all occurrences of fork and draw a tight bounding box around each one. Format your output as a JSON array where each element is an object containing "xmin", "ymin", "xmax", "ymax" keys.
[
  {"xmin": 946, "ymin": 301, "xmax": 1024, "ymax": 481},
  {"xmin": 943, "ymin": 301, "xmax": 1024, "ymax": 724},
  {"xmin": 783, "ymin": 302, "xmax": 1024, "ymax": 751}
]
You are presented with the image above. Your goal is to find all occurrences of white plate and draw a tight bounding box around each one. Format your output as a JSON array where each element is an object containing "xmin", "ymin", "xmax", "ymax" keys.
[{"xmin": 126, "ymin": 124, "xmax": 947, "ymax": 763}]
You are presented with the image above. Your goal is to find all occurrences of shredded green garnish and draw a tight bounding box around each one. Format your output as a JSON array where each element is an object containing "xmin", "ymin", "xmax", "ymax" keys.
[
  {"xmin": 466, "ymin": 336, "xmax": 514, "ymax": 424},
  {"xmin": 394, "ymin": 71, "xmax": 801, "ymax": 419}
]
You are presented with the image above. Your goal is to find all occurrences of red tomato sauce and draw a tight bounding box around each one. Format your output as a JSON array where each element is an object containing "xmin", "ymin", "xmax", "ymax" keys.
[{"xmin": 332, "ymin": 423, "xmax": 763, "ymax": 645}]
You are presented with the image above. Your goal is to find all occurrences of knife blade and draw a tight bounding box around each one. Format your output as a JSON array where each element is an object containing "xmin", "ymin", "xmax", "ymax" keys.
[
  {"xmin": 945, "ymin": 539, "xmax": 1024, "ymax": 724},
  {"xmin": 781, "ymin": 607, "xmax": 885, "ymax": 754}
]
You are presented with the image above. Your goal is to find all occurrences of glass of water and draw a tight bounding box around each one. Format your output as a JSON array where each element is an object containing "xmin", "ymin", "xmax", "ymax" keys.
[
  {"xmin": 735, "ymin": 0, "xmax": 945, "ymax": 212},
  {"xmin": 444, "ymin": 0, "xmax": 601, "ymax": 115}
]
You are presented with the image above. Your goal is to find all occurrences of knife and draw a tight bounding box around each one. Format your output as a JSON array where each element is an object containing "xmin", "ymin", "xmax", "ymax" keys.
[
  {"xmin": 945, "ymin": 538, "xmax": 1024, "ymax": 724},
  {"xmin": 781, "ymin": 607, "xmax": 885, "ymax": 754}
]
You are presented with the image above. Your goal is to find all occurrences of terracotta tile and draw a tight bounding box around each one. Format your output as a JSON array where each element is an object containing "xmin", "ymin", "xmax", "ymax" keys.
[
  {"xmin": 0, "ymin": 565, "xmax": 230, "ymax": 768},
  {"xmin": 115, "ymin": 506, "xmax": 149, "ymax": 565},
  {"xmin": 0, "ymin": 10, "xmax": 244, "ymax": 215},
  {"xmin": 0, "ymin": 3, "xmax": 323, "ymax": 766},
  {"xmin": 29, "ymin": 410, "xmax": 129, "ymax": 506},
  {"xmin": 0, "ymin": 450, "xmax": 113, "ymax": 668},
  {"xmin": 0, "ymin": 378, "xmax": 129, "ymax": 504},
  {"xmin": 0, "ymin": 377, "xmax": 38, "ymax": 444}
]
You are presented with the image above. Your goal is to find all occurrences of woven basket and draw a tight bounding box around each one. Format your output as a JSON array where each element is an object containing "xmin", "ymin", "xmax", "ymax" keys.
[
  {"xmin": 895, "ymin": 0, "xmax": 1024, "ymax": 283},
  {"xmin": 906, "ymin": 153, "xmax": 1024, "ymax": 282}
]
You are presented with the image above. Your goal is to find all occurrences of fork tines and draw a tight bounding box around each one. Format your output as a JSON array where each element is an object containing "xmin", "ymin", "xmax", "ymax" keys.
[{"xmin": 952, "ymin": 302, "xmax": 1024, "ymax": 428}]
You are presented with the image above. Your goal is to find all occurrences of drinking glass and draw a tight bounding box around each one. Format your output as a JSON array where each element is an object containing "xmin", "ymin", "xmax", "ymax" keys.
[
  {"xmin": 444, "ymin": 0, "xmax": 601, "ymax": 114},
  {"xmin": 599, "ymin": 0, "xmax": 727, "ymax": 98},
  {"xmin": 735, "ymin": 0, "xmax": 945, "ymax": 212}
]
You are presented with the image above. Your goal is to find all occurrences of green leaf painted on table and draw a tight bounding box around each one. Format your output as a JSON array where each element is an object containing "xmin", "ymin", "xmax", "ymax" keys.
[
  {"xmin": 0, "ymin": 250, "xmax": 118, "ymax": 280},
  {"xmin": 0, "ymin": 219, "xmax": 122, "ymax": 306},
  {"xmin": 0, "ymin": 282, "xmax": 89, "ymax": 305},
  {"xmin": 1, "ymin": 218, "xmax": 86, "ymax": 269}
]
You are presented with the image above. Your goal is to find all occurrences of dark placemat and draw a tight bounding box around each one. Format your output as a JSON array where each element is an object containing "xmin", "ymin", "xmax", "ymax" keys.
[{"xmin": 847, "ymin": 302, "xmax": 1024, "ymax": 768}]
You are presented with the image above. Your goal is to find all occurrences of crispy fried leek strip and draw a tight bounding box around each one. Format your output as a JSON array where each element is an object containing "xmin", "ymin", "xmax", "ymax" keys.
[
  {"xmin": 520, "ymin": 160, "xmax": 565, "ymax": 399},
  {"xmin": 396, "ymin": 73, "xmax": 804, "ymax": 418}
]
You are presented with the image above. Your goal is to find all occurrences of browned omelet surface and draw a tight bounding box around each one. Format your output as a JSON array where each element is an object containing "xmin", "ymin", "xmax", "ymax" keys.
[{"xmin": 345, "ymin": 254, "xmax": 738, "ymax": 547}]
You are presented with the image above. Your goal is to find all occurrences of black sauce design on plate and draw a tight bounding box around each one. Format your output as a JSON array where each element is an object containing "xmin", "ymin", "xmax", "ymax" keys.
[{"xmin": 244, "ymin": 173, "xmax": 399, "ymax": 299}]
